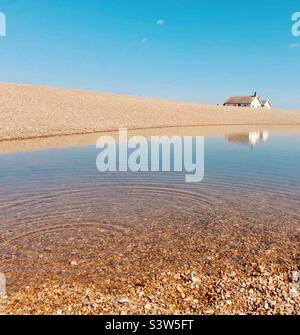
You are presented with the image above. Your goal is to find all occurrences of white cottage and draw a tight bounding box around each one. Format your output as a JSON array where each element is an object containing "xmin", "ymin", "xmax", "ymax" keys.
[
  {"xmin": 223, "ymin": 93, "xmax": 271, "ymax": 109},
  {"xmin": 260, "ymin": 99, "xmax": 272, "ymax": 109}
]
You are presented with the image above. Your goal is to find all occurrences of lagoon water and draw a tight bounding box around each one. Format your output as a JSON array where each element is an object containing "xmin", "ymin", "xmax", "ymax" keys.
[{"xmin": 0, "ymin": 131, "xmax": 300, "ymax": 292}]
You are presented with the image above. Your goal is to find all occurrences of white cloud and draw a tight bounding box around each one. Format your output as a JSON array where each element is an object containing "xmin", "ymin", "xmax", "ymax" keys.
[
  {"xmin": 289, "ymin": 42, "xmax": 300, "ymax": 48},
  {"xmin": 156, "ymin": 19, "xmax": 165, "ymax": 26},
  {"xmin": 0, "ymin": 12, "xmax": 6, "ymax": 37}
]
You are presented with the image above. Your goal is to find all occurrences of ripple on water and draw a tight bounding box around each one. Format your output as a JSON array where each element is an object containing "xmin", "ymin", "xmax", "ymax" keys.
[{"xmin": 0, "ymin": 134, "xmax": 300, "ymax": 291}]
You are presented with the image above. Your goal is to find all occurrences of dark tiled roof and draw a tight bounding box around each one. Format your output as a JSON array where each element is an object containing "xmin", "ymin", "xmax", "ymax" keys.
[{"xmin": 224, "ymin": 96, "xmax": 255, "ymax": 105}]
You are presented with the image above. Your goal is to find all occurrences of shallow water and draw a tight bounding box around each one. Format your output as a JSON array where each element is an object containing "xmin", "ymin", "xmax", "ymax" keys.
[{"xmin": 0, "ymin": 131, "xmax": 300, "ymax": 292}]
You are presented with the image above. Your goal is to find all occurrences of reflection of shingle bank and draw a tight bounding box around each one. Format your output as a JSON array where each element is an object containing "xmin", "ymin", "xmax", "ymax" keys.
[{"xmin": 227, "ymin": 131, "xmax": 269, "ymax": 149}]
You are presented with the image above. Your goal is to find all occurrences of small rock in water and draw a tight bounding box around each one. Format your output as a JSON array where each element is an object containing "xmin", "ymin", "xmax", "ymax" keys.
[
  {"xmin": 289, "ymin": 286, "xmax": 299, "ymax": 298},
  {"xmin": 204, "ymin": 309, "xmax": 214, "ymax": 315},
  {"xmin": 191, "ymin": 276, "xmax": 200, "ymax": 284},
  {"xmin": 176, "ymin": 285, "xmax": 184, "ymax": 293},
  {"xmin": 291, "ymin": 271, "xmax": 300, "ymax": 284},
  {"xmin": 115, "ymin": 296, "xmax": 129, "ymax": 304},
  {"xmin": 144, "ymin": 303, "xmax": 152, "ymax": 310}
]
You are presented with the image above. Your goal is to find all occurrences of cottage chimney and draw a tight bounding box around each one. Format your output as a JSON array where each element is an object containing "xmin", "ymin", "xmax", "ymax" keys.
[{"xmin": 252, "ymin": 92, "xmax": 257, "ymax": 97}]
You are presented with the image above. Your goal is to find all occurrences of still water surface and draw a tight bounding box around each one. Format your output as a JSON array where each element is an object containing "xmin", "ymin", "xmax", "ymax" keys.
[{"xmin": 0, "ymin": 131, "xmax": 299, "ymax": 292}]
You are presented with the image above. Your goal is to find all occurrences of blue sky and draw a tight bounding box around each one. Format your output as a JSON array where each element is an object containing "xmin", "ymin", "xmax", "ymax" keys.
[{"xmin": 0, "ymin": 0, "xmax": 299, "ymax": 109}]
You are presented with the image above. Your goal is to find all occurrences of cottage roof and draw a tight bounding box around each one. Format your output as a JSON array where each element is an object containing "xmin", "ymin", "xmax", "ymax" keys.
[{"xmin": 224, "ymin": 96, "xmax": 257, "ymax": 105}]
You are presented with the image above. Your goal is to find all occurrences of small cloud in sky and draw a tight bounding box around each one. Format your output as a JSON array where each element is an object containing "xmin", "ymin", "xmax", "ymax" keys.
[
  {"xmin": 141, "ymin": 37, "xmax": 148, "ymax": 44},
  {"xmin": 156, "ymin": 19, "xmax": 165, "ymax": 26},
  {"xmin": 289, "ymin": 42, "xmax": 300, "ymax": 48}
]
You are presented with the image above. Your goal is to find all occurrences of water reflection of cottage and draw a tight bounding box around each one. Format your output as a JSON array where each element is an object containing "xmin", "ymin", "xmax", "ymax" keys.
[{"xmin": 227, "ymin": 131, "xmax": 269, "ymax": 149}]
